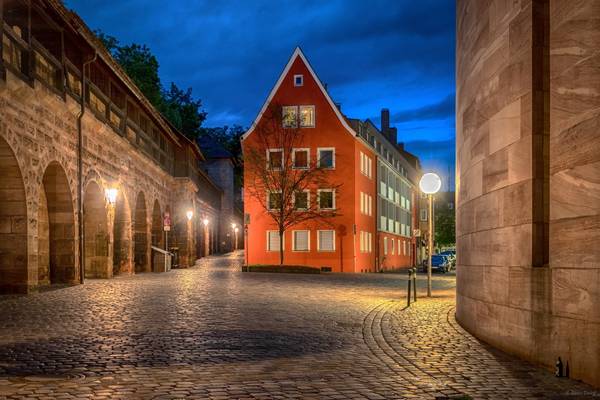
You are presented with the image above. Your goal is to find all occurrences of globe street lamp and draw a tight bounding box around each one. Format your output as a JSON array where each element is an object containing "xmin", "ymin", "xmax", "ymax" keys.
[{"xmin": 419, "ymin": 172, "xmax": 441, "ymax": 297}]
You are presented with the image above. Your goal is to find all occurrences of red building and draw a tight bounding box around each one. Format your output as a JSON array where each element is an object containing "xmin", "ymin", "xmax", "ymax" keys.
[{"xmin": 242, "ymin": 48, "xmax": 419, "ymax": 272}]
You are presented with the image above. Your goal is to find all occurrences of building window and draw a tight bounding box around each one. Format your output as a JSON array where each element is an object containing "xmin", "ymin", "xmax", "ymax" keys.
[
  {"xmin": 294, "ymin": 74, "xmax": 304, "ymax": 86},
  {"xmin": 391, "ymin": 238, "xmax": 395, "ymax": 255},
  {"xmin": 292, "ymin": 230, "xmax": 309, "ymax": 251},
  {"xmin": 318, "ymin": 189, "xmax": 335, "ymax": 210},
  {"xmin": 268, "ymin": 191, "xmax": 282, "ymax": 211},
  {"xmin": 267, "ymin": 149, "xmax": 283, "ymax": 170},
  {"xmin": 420, "ymin": 209, "xmax": 427, "ymax": 221},
  {"xmin": 293, "ymin": 190, "xmax": 309, "ymax": 210},
  {"xmin": 318, "ymin": 230, "xmax": 335, "ymax": 251},
  {"xmin": 292, "ymin": 148, "xmax": 309, "ymax": 169},
  {"xmin": 267, "ymin": 231, "xmax": 283, "ymax": 251},
  {"xmin": 317, "ymin": 148, "xmax": 335, "ymax": 169},
  {"xmin": 368, "ymin": 195, "xmax": 372, "ymax": 216},
  {"xmin": 282, "ymin": 106, "xmax": 298, "ymax": 128},
  {"xmin": 383, "ymin": 237, "xmax": 388, "ymax": 255},
  {"xmin": 299, "ymin": 105, "xmax": 315, "ymax": 127}
]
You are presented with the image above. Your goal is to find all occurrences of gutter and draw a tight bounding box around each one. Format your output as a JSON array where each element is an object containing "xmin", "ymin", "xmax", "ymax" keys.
[{"xmin": 77, "ymin": 51, "xmax": 97, "ymax": 284}]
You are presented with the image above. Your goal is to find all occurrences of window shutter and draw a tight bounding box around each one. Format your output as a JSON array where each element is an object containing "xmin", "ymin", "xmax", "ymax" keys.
[
  {"xmin": 268, "ymin": 231, "xmax": 281, "ymax": 251},
  {"xmin": 318, "ymin": 230, "xmax": 334, "ymax": 251},
  {"xmin": 293, "ymin": 231, "xmax": 309, "ymax": 251}
]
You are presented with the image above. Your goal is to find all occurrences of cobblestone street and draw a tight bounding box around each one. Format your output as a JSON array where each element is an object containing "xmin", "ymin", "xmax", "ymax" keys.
[{"xmin": 0, "ymin": 252, "xmax": 596, "ymax": 399}]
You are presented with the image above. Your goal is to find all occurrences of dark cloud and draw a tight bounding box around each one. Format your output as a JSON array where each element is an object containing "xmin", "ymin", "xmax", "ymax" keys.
[
  {"xmin": 66, "ymin": 0, "xmax": 456, "ymax": 182},
  {"xmin": 391, "ymin": 94, "xmax": 455, "ymax": 123}
]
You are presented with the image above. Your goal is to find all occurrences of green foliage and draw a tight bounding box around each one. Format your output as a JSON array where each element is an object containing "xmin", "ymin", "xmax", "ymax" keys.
[
  {"xmin": 435, "ymin": 203, "xmax": 456, "ymax": 248},
  {"xmin": 94, "ymin": 30, "xmax": 206, "ymax": 140}
]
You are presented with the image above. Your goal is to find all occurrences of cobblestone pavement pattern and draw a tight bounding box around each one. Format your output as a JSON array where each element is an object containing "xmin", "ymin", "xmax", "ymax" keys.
[{"xmin": 0, "ymin": 252, "xmax": 597, "ymax": 399}]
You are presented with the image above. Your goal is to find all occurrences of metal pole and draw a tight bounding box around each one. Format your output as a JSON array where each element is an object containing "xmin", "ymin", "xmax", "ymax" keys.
[
  {"xmin": 427, "ymin": 194, "xmax": 433, "ymax": 297},
  {"xmin": 407, "ymin": 268, "xmax": 412, "ymax": 307},
  {"xmin": 413, "ymin": 268, "xmax": 417, "ymax": 302}
]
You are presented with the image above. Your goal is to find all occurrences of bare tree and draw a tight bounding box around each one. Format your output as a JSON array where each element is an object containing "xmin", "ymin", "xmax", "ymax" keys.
[{"xmin": 244, "ymin": 103, "xmax": 342, "ymax": 265}]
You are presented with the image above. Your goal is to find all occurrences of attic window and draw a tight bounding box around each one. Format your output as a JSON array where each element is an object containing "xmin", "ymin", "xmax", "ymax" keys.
[{"xmin": 294, "ymin": 74, "xmax": 304, "ymax": 87}]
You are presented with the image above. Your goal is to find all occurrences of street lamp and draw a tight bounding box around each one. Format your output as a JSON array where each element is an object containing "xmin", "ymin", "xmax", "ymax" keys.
[
  {"xmin": 202, "ymin": 218, "xmax": 209, "ymax": 227},
  {"xmin": 186, "ymin": 210, "xmax": 194, "ymax": 221},
  {"xmin": 231, "ymin": 222, "xmax": 237, "ymax": 251},
  {"xmin": 105, "ymin": 188, "xmax": 118, "ymax": 206},
  {"xmin": 419, "ymin": 172, "xmax": 441, "ymax": 297}
]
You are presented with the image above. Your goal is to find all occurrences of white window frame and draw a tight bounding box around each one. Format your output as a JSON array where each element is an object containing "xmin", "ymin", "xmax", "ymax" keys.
[
  {"xmin": 317, "ymin": 229, "xmax": 336, "ymax": 252},
  {"xmin": 267, "ymin": 191, "xmax": 282, "ymax": 211},
  {"xmin": 317, "ymin": 147, "xmax": 335, "ymax": 169},
  {"xmin": 292, "ymin": 190, "xmax": 310, "ymax": 211},
  {"xmin": 292, "ymin": 230, "xmax": 310, "ymax": 252},
  {"xmin": 420, "ymin": 209, "xmax": 428, "ymax": 221},
  {"xmin": 266, "ymin": 230, "xmax": 284, "ymax": 252},
  {"xmin": 294, "ymin": 74, "xmax": 303, "ymax": 87},
  {"xmin": 317, "ymin": 189, "xmax": 336, "ymax": 210},
  {"xmin": 383, "ymin": 237, "xmax": 388, "ymax": 255},
  {"xmin": 292, "ymin": 148, "xmax": 310, "ymax": 169},
  {"xmin": 267, "ymin": 148, "xmax": 284, "ymax": 170},
  {"xmin": 368, "ymin": 232, "xmax": 372, "ymax": 253},
  {"xmin": 299, "ymin": 105, "xmax": 315, "ymax": 128},
  {"xmin": 282, "ymin": 106, "xmax": 298, "ymax": 128},
  {"xmin": 360, "ymin": 231, "xmax": 364, "ymax": 253}
]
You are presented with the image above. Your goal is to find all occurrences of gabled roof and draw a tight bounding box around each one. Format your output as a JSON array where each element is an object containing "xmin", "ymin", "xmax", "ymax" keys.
[
  {"xmin": 198, "ymin": 135, "xmax": 234, "ymax": 159},
  {"xmin": 241, "ymin": 47, "xmax": 357, "ymax": 141}
]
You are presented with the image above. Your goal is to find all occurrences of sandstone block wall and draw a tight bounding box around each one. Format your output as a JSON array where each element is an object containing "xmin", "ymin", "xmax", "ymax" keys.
[{"xmin": 456, "ymin": 0, "xmax": 599, "ymax": 387}]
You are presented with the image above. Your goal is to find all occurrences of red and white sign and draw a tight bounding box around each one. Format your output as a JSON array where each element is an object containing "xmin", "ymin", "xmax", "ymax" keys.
[{"xmin": 163, "ymin": 212, "xmax": 171, "ymax": 231}]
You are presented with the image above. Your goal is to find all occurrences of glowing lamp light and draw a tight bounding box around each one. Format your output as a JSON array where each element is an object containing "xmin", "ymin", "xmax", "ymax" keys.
[
  {"xmin": 234, "ymin": 227, "xmax": 239, "ymax": 233},
  {"xmin": 186, "ymin": 210, "xmax": 194, "ymax": 221},
  {"xmin": 105, "ymin": 188, "xmax": 118, "ymax": 205},
  {"xmin": 202, "ymin": 218, "xmax": 209, "ymax": 226},
  {"xmin": 231, "ymin": 222, "xmax": 237, "ymax": 229},
  {"xmin": 419, "ymin": 173, "xmax": 442, "ymax": 195}
]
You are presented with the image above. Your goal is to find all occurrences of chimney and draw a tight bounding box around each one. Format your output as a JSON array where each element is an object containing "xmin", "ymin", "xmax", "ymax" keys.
[
  {"xmin": 390, "ymin": 127, "xmax": 397, "ymax": 144},
  {"xmin": 381, "ymin": 108, "xmax": 390, "ymax": 133}
]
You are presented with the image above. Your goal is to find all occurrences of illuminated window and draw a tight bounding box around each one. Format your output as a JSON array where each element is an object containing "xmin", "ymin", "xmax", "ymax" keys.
[
  {"xmin": 282, "ymin": 106, "xmax": 298, "ymax": 128},
  {"xmin": 299, "ymin": 105, "xmax": 315, "ymax": 127}
]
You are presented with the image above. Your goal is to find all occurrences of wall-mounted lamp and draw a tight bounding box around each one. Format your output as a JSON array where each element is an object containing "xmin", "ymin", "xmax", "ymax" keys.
[
  {"xmin": 203, "ymin": 218, "xmax": 209, "ymax": 226},
  {"xmin": 106, "ymin": 188, "xmax": 118, "ymax": 206},
  {"xmin": 231, "ymin": 222, "xmax": 237, "ymax": 229},
  {"xmin": 186, "ymin": 210, "xmax": 194, "ymax": 221},
  {"xmin": 234, "ymin": 227, "xmax": 239, "ymax": 233}
]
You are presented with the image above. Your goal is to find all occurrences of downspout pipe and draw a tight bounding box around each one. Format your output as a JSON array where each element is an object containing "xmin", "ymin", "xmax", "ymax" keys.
[{"xmin": 77, "ymin": 52, "xmax": 97, "ymax": 284}]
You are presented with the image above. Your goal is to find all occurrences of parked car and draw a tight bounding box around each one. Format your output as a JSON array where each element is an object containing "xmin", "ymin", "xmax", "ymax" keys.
[
  {"xmin": 422, "ymin": 255, "xmax": 451, "ymax": 273},
  {"xmin": 439, "ymin": 250, "xmax": 456, "ymax": 268}
]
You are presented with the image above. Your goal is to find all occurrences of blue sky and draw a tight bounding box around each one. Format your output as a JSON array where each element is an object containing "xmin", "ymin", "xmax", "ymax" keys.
[{"xmin": 67, "ymin": 0, "xmax": 456, "ymax": 189}]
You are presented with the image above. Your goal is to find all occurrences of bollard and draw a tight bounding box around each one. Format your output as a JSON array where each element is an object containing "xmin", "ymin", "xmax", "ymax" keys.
[
  {"xmin": 412, "ymin": 268, "xmax": 417, "ymax": 302},
  {"xmin": 407, "ymin": 268, "xmax": 412, "ymax": 307}
]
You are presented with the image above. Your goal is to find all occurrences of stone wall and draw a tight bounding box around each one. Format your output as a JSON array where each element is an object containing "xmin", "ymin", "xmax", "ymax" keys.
[
  {"xmin": 0, "ymin": 67, "xmax": 191, "ymax": 292},
  {"xmin": 456, "ymin": 0, "xmax": 599, "ymax": 387}
]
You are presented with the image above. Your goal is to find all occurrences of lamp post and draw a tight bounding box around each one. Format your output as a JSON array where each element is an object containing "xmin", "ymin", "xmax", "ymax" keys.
[
  {"xmin": 419, "ymin": 172, "xmax": 441, "ymax": 297},
  {"xmin": 231, "ymin": 223, "xmax": 237, "ymax": 251},
  {"xmin": 234, "ymin": 227, "xmax": 239, "ymax": 251}
]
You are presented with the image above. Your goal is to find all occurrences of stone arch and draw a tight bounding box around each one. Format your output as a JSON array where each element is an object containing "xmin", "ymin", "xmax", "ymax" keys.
[
  {"xmin": 134, "ymin": 191, "xmax": 150, "ymax": 273},
  {"xmin": 0, "ymin": 137, "xmax": 28, "ymax": 293},
  {"xmin": 38, "ymin": 161, "xmax": 77, "ymax": 285},
  {"xmin": 151, "ymin": 199, "xmax": 163, "ymax": 248},
  {"xmin": 83, "ymin": 180, "xmax": 110, "ymax": 278},
  {"xmin": 113, "ymin": 190, "xmax": 132, "ymax": 276}
]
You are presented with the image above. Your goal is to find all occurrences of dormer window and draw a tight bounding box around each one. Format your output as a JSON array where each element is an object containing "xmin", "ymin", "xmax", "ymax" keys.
[{"xmin": 294, "ymin": 74, "xmax": 304, "ymax": 86}]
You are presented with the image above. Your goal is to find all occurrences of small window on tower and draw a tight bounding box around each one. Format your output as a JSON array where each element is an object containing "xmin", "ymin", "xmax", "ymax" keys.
[{"xmin": 294, "ymin": 74, "xmax": 304, "ymax": 87}]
